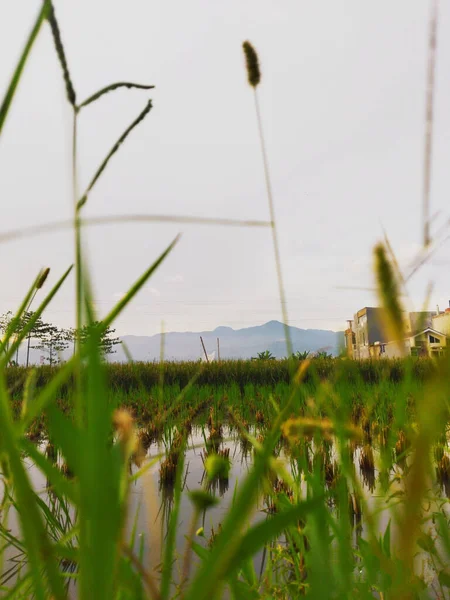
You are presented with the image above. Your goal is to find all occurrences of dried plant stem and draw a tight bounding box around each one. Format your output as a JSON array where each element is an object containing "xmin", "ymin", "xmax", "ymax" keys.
[
  {"xmin": 423, "ymin": 0, "xmax": 438, "ymax": 247},
  {"xmin": 253, "ymin": 89, "xmax": 292, "ymax": 357}
]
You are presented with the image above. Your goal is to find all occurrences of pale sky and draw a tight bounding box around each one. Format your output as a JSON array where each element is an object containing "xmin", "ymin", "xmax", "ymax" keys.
[{"xmin": 1, "ymin": 1, "xmax": 450, "ymax": 336}]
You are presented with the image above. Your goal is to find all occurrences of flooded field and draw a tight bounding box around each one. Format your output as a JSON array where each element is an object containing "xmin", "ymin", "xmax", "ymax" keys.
[{"xmin": 3, "ymin": 408, "xmax": 450, "ymax": 598}]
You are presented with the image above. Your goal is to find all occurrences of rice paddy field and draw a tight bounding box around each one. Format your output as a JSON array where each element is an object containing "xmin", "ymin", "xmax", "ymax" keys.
[{"xmin": 3, "ymin": 358, "xmax": 450, "ymax": 598}]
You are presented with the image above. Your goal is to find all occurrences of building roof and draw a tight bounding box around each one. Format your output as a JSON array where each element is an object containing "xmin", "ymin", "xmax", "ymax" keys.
[{"xmin": 409, "ymin": 327, "xmax": 446, "ymax": 338}]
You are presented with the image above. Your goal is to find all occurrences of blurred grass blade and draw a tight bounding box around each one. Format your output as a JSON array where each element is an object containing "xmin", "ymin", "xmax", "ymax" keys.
[
  {"xmin": 0, "ymin": 1, "xmax": 49, "ymax": 136},
  {"xmin": 0, "ymin": 214, "xmax": 271, "ymax": 246},
  {"xmin": 161, "ymin": 451, "xmax": 185, "ymax": 600},
  {"xmin": 77, "ymin": 82, "xmax": 154, "ymax": 109},
  {"xmin": 46, "ymin": 404, "xmax": 82, "ymax": 477},
  {"xmin": 225, "ymin": 497, "xmax": 321, "ymax": 579},
  {"xmin": 0, "ymin": 375, "xmax": 65, "ymax": 599},
  {"xmin": 20, "ymin": 439, "xmax": 78, "ymax": 504}
]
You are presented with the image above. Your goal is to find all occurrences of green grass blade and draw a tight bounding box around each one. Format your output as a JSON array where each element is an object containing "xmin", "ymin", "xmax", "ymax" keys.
[
  {"xmin": 77, "ymin": 315, "xmax": 122, "ymax": 600},
  {"xmin": 77, "ymin": 82, "xmax": 154, "ymax": 109},
  {"xmin": 78, "ymin": 99, "xmax": 153, "ymax": 208},
  {"xmin": 225, "ymin": 497, "xmax": 321, "ymax": 579},
  {"xmin": 0, "ymin": 1, "xmax": 49, "ymax": 136},
  {"xmin": 1, "ymin": 572, "xmax": 32, "ymax": 600}
]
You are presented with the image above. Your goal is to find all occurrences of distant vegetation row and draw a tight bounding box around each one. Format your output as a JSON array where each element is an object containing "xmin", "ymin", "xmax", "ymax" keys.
[{"xmin": 5, "ymin": 357, "xmax": 441, "ymax": 396}]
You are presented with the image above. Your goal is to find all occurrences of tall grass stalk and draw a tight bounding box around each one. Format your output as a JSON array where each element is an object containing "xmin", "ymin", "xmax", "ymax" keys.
[
  {"xmin": 422, "ymin": 0, "xmax": 439, "ymax": 247},
  {"xmin": 243, "ymin": 41, "xmax": 292, "ymax": 358}
]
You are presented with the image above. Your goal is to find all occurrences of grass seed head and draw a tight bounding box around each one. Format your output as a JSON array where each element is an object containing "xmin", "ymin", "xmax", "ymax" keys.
[
  {"xmin": 47, "ymin": 2, "xmax": 76, "ymax": 106},
  {"xmin": 36, "ymin": 267, "xmax": 50, "ymax": 289},
  {"xmin": 243, "ymin": 41, "xmax": 261, "ymax": 88},
  {"xmin": 374, "ymin": 242, "xmax": 406, "ymax": 347}
]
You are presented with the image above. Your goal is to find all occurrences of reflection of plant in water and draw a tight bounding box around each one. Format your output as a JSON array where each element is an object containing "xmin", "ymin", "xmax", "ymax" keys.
[{"xmin": 359, "ymin": 445, "xmax": 376, "ymax": 492}]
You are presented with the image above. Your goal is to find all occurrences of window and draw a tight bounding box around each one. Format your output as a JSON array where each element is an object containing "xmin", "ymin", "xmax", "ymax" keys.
[
  {"xmin": 429, "ymin": 335, "xmax": 440, "ymax": 344},
  {"xmin": 380, "ymin": 345, "xmax": 386, "ymax": 354}
]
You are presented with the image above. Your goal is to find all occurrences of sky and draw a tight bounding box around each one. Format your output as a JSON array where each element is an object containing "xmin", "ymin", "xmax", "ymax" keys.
[{"xmin": 1, "ymin": 1, "xmax": 450, "ymax": 337}]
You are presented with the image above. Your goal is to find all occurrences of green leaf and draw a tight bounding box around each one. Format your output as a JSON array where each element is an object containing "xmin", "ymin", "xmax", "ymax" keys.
[
  {"xmin": 191, "ymin": 541, "xmax": 209, "ymax": 561},
  {"xmin": 229, "ymin": 578, "xmax": 260, "ymax": 600},
  {"xmin": 0, "ymin": 1, "xmax": 49, "ymax": 136},
  {"xmin": 205, "ymin": 454, "xmax": 230, "ymax": 480},
  {"xmin": 227, "ymin": 497, "xmax": 321, "ymax": 578},
  {"xmin": 417, "ymin": 532, "xmax": 437, "ymax": 556},
  {"xmin": 439, "ymin": 570, "xmax": 450, "ymax": 588}
]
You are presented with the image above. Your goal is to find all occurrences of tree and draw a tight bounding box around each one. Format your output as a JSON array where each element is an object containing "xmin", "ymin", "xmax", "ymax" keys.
[
  {"xmin": 22, "ymin": 311, "xmax": 53, "ymax": 367},
  {"xmin": 0, "ymin": 310, "xmax": 27, "ymax": 364},
  {"xmin": 33, "ymin": 325, "xmax": 69, "ymax": 366},
  {"xmin": 78, "ymin": 322, "xmax": 121, "ymax": 358},
  {"xmin": 315, "ymin": 350, "xmax": 333, "ymax": 359},
  {"xmin": 64, "ymin": 327, "xmax": 77, "ymax": 356},
  {"xmin": 251, "ymin": 350, "xmax": 276, "ymax": 361},
  {"xmin": 0, "ymin": 311, "xmax": 14, "ymax": 355},
  {"xmin": 292, "ymin": 350, "xmax": 310, "ymax": 360}
]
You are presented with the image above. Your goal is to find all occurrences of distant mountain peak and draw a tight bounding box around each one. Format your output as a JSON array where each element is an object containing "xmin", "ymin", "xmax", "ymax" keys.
[{"xmin": 213, "ymin": 326, "xmax": 234, "ymax": 334}]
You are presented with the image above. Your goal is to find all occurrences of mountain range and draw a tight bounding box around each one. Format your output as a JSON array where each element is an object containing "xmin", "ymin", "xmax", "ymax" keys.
[
  {"xmin": 116, "ymin": 320, "xmax": 344, "ymax": 362},
  {"xmin": 14, "ymin": 321, "xmax": 344, "ymax": 364}
]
